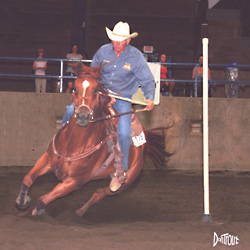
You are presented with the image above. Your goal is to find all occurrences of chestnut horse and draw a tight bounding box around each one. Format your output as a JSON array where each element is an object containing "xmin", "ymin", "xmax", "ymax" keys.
[{"xmin": 16, "ymin": 63, "xmax": 166, "ymax": 216}]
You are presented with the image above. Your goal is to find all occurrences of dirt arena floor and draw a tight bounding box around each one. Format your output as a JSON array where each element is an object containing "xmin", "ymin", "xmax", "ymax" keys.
[{"xmin": 1, "ymin": 162, "xmax": 250, "ymax": 250}]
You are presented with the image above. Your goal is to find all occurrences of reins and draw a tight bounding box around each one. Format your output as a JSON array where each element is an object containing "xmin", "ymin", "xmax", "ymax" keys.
[
  {"xmin": 88, "ymin": 91, "xmax": 148, "ymax": 123},
  {"xmin": 89, "ymin": 108, "xmax": 146, "ymax": 123},
  {"xmin": 52, "ymin": 122, "xmax": 112, "ymax": 163}
]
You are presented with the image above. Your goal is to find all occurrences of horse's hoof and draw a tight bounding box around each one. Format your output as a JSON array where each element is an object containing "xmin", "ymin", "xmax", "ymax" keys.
[
  {"xmin": 76, "ymin": 208, "xmax": 85, "ymax": 217},
  {"xmin": 17, "ymin": 209, "xmax": 32, "ymax": 217},
  {"xmin": 32, "ymin": 208, "xmax": 45, "ymax": 216},
  {"xmin": 16, "ymin": 195, "xmax": 31, "ymax": 210}
]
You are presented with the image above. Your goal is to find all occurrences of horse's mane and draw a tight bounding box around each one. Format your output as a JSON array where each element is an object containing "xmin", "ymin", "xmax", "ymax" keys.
[{"xmin": 76, "ymin": 62, "xmax": 102, "ymax": 80}]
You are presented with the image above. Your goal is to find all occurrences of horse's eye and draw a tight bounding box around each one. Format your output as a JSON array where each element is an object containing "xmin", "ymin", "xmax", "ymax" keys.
[
  {"xmin": 94, "ymin": 87, "xmax": 98, "ymax": 93},
  {"xmin": 73, "ymin": 87, "xmax": 78, "ymax": 96}
]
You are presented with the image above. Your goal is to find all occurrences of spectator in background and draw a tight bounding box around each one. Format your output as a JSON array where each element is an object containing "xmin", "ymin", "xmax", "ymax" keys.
[
  {"xmin": 192, "ymin": 54, "xmax": 212, "ymax": 97},
  {"xmin": 65, "ymin": 45, "xmax": 83, "ymax": 93},
  {"xmin": 225, "ymin": 62, "xmax": 245, "ymax": 98},
  {"xmin": 159, "ymin": 53, "xmax": 175, "ymax": 96},
  {"xmin": 32, "ymin": 48, "xmax": 47, "ymax": 93}
]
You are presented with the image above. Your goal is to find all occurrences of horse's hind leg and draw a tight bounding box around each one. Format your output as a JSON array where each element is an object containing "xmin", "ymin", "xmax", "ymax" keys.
[
  {"xmin": 76, "ymin": 146, "xmax": 145, "ymax": 216},
  {"xmin": 76, "ymin": 187, "xmax": 111, "ymax": 216},
  {"xmin": 16, "ymin": 152, "xmax": 51, "ymax": 210},
  {"xmin": 76, "ymin": 166, "xmax": 140, "ymax": 216}
]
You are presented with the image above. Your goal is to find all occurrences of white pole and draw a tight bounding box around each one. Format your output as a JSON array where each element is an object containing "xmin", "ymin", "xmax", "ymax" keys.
[
  {"xmin": 60, "ymin": 60, "xmax": 63, "ymax": 93},
  {"xmin": 202, "ymin": 38, "xmax": 212, "ymax": 222}
]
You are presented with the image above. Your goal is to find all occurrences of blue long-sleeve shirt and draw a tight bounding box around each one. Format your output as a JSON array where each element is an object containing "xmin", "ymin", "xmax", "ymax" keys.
[{"xmin": 91, "ymin": 43, "xmax": 155, "ymax": 100}]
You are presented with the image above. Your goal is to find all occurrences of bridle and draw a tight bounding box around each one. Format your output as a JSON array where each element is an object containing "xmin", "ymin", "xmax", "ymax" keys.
[{"xmin": 72, "ymin": 79, "xmax": 98, "ymax": 124}]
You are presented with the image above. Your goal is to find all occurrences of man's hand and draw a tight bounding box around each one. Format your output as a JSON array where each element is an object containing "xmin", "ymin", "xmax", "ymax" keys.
[{"xmin": 145, "ymin": 99, "xmax": 154, "ymax": 111}]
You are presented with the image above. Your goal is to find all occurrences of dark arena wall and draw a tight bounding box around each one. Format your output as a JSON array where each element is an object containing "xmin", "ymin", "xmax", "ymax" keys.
[{"xmin": 1, "ymin": 0, "xmax": 250, "ymax": 93}]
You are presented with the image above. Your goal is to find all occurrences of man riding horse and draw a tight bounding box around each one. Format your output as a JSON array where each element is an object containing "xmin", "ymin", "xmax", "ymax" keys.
[{"xmin": 61, "ymin": 21, "xmax": 155, "ymax": 192}]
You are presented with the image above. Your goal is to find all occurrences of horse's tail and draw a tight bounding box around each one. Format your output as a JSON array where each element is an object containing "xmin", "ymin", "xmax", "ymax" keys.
[{"xmin": 145, "ymin": 128, "xmax": 170, "ymax": 169}]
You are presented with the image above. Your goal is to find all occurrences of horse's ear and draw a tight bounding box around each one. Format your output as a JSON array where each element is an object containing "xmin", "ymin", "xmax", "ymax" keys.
[
  {"xmin": 92, "ymin": 62, "xmax": 102, "ymax": 79},
  {"xmin": 76, "ymin": 62, "xmax": 83, "ymax": 77},
  {"xmin": 97, "ymin": 62, "xmax": 102, "ymax": 70},
  {"xmin": 96, "ymin": 63, "xmax": 102, "ymax": 79}
]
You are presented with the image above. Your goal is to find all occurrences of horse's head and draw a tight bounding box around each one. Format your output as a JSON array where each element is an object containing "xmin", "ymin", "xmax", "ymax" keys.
[{"xmin": 72, "ymin": 63, "xmax": 108, "ymax": 127}]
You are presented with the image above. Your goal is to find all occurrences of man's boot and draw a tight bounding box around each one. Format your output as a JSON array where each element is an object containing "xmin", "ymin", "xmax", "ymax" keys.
[{"xmin": 110, "ymin": 161, "xmax": 127, "ymax": 192}]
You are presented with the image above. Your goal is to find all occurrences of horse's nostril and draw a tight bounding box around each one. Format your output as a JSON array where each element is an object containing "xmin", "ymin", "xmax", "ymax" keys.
[
  {"xmin": 76, "ymin": 111, "xmax": 87, "ymax": 119},
  {"xmin": 76, "ymin": 106, "xmax": 91, "ymax": 127}
]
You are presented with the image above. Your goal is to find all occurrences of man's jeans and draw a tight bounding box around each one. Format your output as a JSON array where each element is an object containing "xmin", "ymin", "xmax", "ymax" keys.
[
  {"xmin": 60, "ymin": 98, "xmax": 132, "ymax": 172},
  {"xmin": 61, "ymin": 103, "xmax": 74, "ymax": 126}
]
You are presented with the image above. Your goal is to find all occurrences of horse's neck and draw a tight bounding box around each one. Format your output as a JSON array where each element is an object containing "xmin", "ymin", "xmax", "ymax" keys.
[
  {"xmin": 61, "ymin": 118, "xmax": 105, "ymax": 153},
  {"xmin": 70, "ymin": 115, "xmax": 103, "ymax": 134},
  {"xmin": 62, "ymin": 105, "xmax": 110, "ymax": 139}
]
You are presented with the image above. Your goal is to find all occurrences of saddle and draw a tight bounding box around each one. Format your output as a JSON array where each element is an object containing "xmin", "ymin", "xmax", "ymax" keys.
[{"xmin": 105, "ymin": 106, "xmax": 146, "ymax": 149}]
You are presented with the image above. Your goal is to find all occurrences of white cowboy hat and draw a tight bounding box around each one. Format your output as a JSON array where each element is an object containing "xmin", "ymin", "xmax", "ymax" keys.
[{"xmin": 106, "ymin": 21, "xmax": 138, "ymax": 42}]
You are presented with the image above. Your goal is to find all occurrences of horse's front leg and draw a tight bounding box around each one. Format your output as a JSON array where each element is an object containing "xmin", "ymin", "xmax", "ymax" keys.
[
  {"xmin": 16, "ymin": 153, "xmax": 51, "ymax": 210},
  {"xmin": 32, "ymin": 177, "xmax": 80, "ymax": 215}
]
